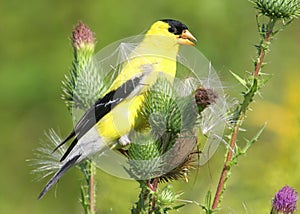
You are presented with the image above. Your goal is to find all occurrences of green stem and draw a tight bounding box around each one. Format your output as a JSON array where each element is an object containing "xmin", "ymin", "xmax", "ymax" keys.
[
  {"xmin": 131, "ymin": 179, "xmax": 160, "ymax": 214},
  {"xmin": 132, "ymin": 181, "xmax": 150, "ymax": 214},
  {"xmin": 148, "ymin": 179, "xmax": 158, "ymax": 213},
  {"xmin": 253, "ymin": 18, "xmax": 275, "ymax": 78},
  {"xmin": 211, "ymin": 119, "xmax": 242, "ymax": 210},
  {"xmin": 89, "ymin": 162, "xmax": 96, "ymax": 214},
  {"xmin": 211, "ymin": 17, "xmax": 276, "ymax": 210},
  {"xmin": 79, "ymin": 160, "xmax": 96, "ymax": 214}
]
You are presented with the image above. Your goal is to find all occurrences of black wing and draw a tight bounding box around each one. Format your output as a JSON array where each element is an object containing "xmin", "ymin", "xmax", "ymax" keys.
[{"xmin": 55, "ymin": 74, "xmax": 145, "ymax": 161}]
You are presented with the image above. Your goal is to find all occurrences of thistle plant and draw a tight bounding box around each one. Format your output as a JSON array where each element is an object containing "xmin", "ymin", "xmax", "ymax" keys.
[
  {"xmin": 62, "ymin": 21, "xmax": 106, "ymax": 111},
  {"xmin": 31, "ymin": 21, "xmax": 101, "ymax": 214},
  {"xmin": 207, "ymin": 0, "xmax": 300, "ymax": 212},
  {"xmin": 31, "ymin": 0, "xmax": 300, "ymax": 213},
  {"xmin": 128, "ymin": 78, "xmax": 217, "ymax": 213},
  {"xmin": 32, "ymin": 19, "xmax": 219, "ymax": 213},
  {"xmin": 63, "ymin": 21, "xmax": 105, "ymax": 214}
]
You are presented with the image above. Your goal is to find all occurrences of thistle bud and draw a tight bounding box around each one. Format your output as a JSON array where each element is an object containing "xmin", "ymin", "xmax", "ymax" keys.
[
  {"xmin": 252, "ymin": 0, "xmax": 300, "ymax": 19},
  {"xmin": 72, "ymin": 21, "xmax": 95, "ymax": 51}
]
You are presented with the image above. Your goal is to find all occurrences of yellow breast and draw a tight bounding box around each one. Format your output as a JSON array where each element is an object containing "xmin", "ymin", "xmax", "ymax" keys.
[{"xmin": 96, "ymin": 32, "xmax": 179, "ymax": 143}]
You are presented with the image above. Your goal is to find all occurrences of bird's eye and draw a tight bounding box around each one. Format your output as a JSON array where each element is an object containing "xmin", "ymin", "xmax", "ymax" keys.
[{"xmin": 168, "ymin": 27, "xmax": 178, "ymax": 34}]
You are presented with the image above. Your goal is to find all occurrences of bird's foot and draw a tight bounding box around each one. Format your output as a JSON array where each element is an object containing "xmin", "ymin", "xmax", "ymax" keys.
[{"xmin": 118, "ymin": 134, "xmax": 131, "ymax": 146}]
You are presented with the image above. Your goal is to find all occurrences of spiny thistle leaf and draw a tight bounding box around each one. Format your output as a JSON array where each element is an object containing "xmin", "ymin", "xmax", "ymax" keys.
[
  {"xmin": 240, "ymin": 78, "xmax": 258, "ymax": 114},
  {"xmin": 241, "ymin": 123, "xmax": 266, "ymax": 154},
  {"xmin": 229, "ymin": 70, "xmax": 248, "ymax": 89}
]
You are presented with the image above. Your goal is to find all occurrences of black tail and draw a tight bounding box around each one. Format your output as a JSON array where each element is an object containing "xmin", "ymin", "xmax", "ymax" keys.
[
  {"xmin": 60, "ymin": 138, "xmax": 78, "ymax": 162},
  {"xmin": 52, "ymin": 131, "xmax": 75, "ymax": 153},
  {"xmin": 37, "ymin": 154, "xmax": 81, "ymax": 200}
]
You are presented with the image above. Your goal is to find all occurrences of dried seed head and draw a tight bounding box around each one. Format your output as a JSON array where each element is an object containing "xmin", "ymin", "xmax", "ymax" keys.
[{"xmin": 195, "ymin": 87, "xmax": 217, "ymax": 113}]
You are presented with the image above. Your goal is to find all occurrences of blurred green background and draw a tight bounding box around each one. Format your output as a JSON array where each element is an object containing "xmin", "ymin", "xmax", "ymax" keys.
[{"xmin": 1, "ymin": 0, "xmax": 299, "ymax": 213}]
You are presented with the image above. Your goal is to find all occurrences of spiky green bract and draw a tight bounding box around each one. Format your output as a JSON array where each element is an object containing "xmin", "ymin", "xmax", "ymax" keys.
[
  {"xmin": 252, "ymin": 0, "xmax": 300, "ymax": 20},
  {"xmin": 128, "ymin": 133, "xmax": 163, "ymax": 179},
  {"xmin": 128, "ymin": 77, "xmax": 198, "ymax": 181},
  {"xmin": 131, "ymin": 183, "xmax": 186, "ymax": 214},
  {"xmin": 142, "ymin": 77, "xmax": 182, "ymax": 138},
  {"xmin": 141, "ymin": 77, "xmax": 198, "ymax": 138},
  {"xmin": 155, "ymin": 185, "xmax": 185, "ymax": 213},
  {"xmin": 62, "ymin": 21, "xmax": 106, "ymax": 110}
]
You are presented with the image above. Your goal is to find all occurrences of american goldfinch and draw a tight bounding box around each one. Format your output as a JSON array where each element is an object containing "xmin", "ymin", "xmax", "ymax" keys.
[{"xmin": 38, "ymin": 19, "xmax": 196, "ymax": 199}]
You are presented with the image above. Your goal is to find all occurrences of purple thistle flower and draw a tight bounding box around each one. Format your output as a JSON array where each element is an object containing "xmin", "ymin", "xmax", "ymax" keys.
[
  {"xmin": 272, "ymin": 185, "xmax": 298, "ymax": 214},
  {"xmin": 72, "ymin": 21, "xmax": 95, "ymax": 50}
]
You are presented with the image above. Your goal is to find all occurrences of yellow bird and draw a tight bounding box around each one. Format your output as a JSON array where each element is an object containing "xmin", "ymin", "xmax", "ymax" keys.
[{"xmin": 38, "ymin": 19, "xmax": 196, "ymax": 199}]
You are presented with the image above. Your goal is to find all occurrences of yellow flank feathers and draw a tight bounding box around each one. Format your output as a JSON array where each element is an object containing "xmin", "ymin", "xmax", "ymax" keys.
[{"xmin": 96, "ymin": 96, "xmax": 144, "ymax": 142}]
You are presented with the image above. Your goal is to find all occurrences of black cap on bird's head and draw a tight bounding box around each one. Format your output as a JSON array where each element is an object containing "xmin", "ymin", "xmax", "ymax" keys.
[
  {"xmin": 161, "ymin": 19, "xmax": 197, "ymax": 46},
  {"xmin": 161, "ymin": 19, "xmax": 188, "ymax": 35}
]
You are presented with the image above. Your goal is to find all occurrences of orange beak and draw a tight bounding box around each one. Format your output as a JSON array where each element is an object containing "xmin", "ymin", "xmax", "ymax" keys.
[{"xmin": 177, "ymin": 29, "xmax": 197, "ymax": 46}]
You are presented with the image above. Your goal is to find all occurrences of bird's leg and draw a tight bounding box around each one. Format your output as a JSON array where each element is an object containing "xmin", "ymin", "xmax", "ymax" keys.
[
  {"xmin": 118, "ymin": 133, "xmax": 131, "ymax": 146},
  {"xmin": 147, "ymin": 178, "xmax": 158, "ymax": 192}
]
